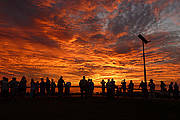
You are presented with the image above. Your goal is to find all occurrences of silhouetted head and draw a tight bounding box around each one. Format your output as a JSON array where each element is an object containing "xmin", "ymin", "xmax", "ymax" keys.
[
  {"xmin": 3, "ymin": 77, "xmax": 6, "ymax": 80},
  {"xmin": 170, "ymin": 82, "xmax": 173, "ymax": 85},
  {"xmin": 130, "ymin": 80, "xmax": 133, "ymax": 83},
  {"xmin": 51, "ymin": 79, "xmax": 54, "ymax": 82},
  {"xmin": 83, "ymin": 76, "xmax": 85, "ymax": 80},
  {"xmin": 108, "ymin": 79, "xmax": 110, "ymax": 82},
  {"xmin": 21, "ymin": 76, "xmax": 26, "ymax": 81},
  {"xmin": 12, "ymin": 77, "xmax": 16, "ymax": 81},
  {"xmin": 150, "ymin": 79, "xmax": 153, "ymax": 82},
  {"xmin": 31, "ymin": 79, "xmax": 34, "ymax": 83},
  {"xmin": 41, "ymin": 78, "xmax": 44, "ymax": 82}
]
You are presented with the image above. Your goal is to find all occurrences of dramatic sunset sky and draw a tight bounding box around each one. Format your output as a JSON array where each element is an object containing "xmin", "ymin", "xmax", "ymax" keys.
[{"xmin": 0, "ymin": 0, "xmax": 179, "ymax": 85}]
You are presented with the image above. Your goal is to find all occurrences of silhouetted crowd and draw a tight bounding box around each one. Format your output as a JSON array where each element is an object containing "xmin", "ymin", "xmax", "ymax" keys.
[
  {"xmin": 0, "ymin": 76, "xmax": 179, "ymax": 99},
  {"xmin": 0, "ymin": 76, "xmax": 71, "ymax": 97}
]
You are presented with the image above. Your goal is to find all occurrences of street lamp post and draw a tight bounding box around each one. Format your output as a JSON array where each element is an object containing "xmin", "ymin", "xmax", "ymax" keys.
[{"xmin": 138, "ymin": 34, "xmax": 150, "ymax": 83}]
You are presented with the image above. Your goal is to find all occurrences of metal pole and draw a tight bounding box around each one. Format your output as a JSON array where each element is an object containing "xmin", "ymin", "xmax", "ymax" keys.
[{"xmin": 142, "ymin": 41, "xmax": 147, "ymax": 83}]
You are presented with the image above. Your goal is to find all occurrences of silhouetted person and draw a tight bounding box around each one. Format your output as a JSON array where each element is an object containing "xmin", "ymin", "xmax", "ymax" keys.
[
  {"xmin": 35, "ymin": 81, "xmax": 39, "ymax": 95},
  {"xmin": 51, "ymin": 79, "xmax": 56, "ymax": 96},
  {"xmin": 148, "ymin": 79, "xmax": 155, "ymax": 93},
  {"xmin": 9, "ymin": 77, "xmax": 19, "ymax": 97},
  {"xmin": 79, "ymin": 76, "xmax": 88, "ymax": 99},
  {"xmin": 106, "ymin": 79, "xmax": 111, "ymax": 97},
  {"xmin": 65, "ymin": 82, "xmax": 71, "ymax": 96},
  {"xmin": 128, "ymin": 80, "xmax": 134, "ymax": 94},
  {"xmin": 40, "ymin": 78, "xmax": 45, "ymax": 96},
  {"xmin": 1, "ymin": 77, "xmax": 9, "ymax": 97},
  {"xmin": 57, "ymin": 76, "xmax": 65, "ymax": 96},
  {"xmin": 121, "ymin": 79, "xmax": 126, "ymax": 93},
  {"xmin": 168, "ymin": 82, "xmax": 173, "ymax": 97},
  {"xmin": 160, "ymin": 81, "xmax": 167, "ymax": 95},
  {"xmin": 110, "ymin": 78, "xmax": 115, "ymax": 97},
  {"xmin": 139, "ymin": 81, "xmax": 148, "ymax": 97},
  {"xmin": 101, "ymin": 80, "xmax": 106, "ymax": 95},
  {"xmin": 88, "ymin": 79, "xmax": 94, "ymax": 96},
  {"xmin": 30, "ymin": 79, "xmax": 35, "ymax": 97},
  {"xmin": 46, "ymin": 77, "xmax": 51, "ymax": 96},
  {"xmin": 19, "ymin": 76, "xmax": 27, "ymax": 96},
  {"xmin": 173, "ymin": 82, "xmax": 179, "ymax": 98}
]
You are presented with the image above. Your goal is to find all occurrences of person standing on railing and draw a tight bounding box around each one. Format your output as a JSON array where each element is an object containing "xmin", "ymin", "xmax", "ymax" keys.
[
  {"xmin": 58, "ymin": 76, "xmax": 65, "ymax": 96},
  {"xmin": 101, "ymin": 79, "xmax": 106, "ymax": 95},
  {"xmin": 79, "ymin": 76, "xmax": 88, "ymax": 99},
  {"xmin": 1, "ymin": 77, "xmax": 9, "ymax": 97},
  {"xmin": 51, "ymin": 79, "xmax": 56, "ymax": 96}
]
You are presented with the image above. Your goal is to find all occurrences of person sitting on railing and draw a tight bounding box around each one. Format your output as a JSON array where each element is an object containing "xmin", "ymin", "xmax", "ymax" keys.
[
  {"xmin": 101, "ymin": 79, "xmax": 106, "ymax": 95},
  {"xmin": 51, "ymin": 79, "xmax": 56, "ymax": 96},
  {"xmin": 79, "ymin": 76, "xmax": 88, "ymax": 99},
  {"xmin": 1, "ymin": 77, "xmax": 9, "ymax": 97}
]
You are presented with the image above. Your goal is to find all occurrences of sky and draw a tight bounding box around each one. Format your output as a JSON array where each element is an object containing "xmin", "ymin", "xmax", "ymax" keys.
[{"xmin": 0, "ymin": 0, "xmax": 179, "ymax": 86}]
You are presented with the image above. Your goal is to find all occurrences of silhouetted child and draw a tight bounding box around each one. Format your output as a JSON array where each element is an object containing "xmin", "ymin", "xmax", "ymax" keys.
[
  {"xmin": 65, "ymin": 82, "xmax": 71, "ymax": 96},
  {"xmin": 88, "ymin": 79, "xmax": 94, "ymax": 96}
]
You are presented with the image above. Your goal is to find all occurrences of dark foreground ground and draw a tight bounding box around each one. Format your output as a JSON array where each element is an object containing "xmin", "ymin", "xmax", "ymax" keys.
[{"xmin": 0, "ymin": 96, "xmax": 179, "ymax": 120}]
